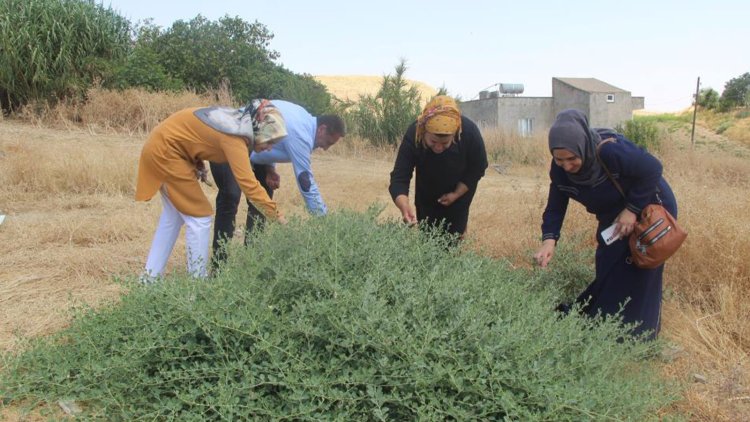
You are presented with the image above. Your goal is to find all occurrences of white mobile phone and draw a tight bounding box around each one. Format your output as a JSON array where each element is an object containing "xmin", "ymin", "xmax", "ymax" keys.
[{"xmin": 600, "ymin": 223, "xmax": 619, "ymax": 245}]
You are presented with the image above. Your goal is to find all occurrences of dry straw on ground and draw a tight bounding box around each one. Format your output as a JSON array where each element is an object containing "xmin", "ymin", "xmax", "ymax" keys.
[
  {"xmin": 15, "ymin": 83, "xmax": 235, "ymax": 135},
  {"xmin": 1, "ymin": 92, "xmax": 749, "ymax": 420}
]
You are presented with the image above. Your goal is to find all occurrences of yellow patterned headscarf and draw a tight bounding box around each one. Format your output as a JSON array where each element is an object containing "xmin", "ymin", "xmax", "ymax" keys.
[{"xmin": 416, "ymin": 95, "xmax": 462, "ymax": 144}]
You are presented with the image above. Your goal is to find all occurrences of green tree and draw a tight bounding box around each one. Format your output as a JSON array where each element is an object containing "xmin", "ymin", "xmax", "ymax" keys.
[
  {"xmin": 277, "ymin": 71, "xmax": 333, "ymax": 115},
  {"xmin": 110, "ymin": 47, "xmax": 184, "ymax": 92},
  {"xmin": 147, "ymin": 15, "xmax": 333, "ymax": 111},
  {"xmin": 153, "ymin": 15, "xmax": 277, "ymax": 94},
  {"xmin": 719, "ymin": 72, "xmax": 750, "ymax": 110},
  {"xmin": 107, "ymin": 19, "xmax": 183, "ymax": 92},
  {"xmin": 697, "ymin": 87, "xmax": 720, "ymax": 110},
  {"xmin": 0, "ymin": 0, "xmax": 130, "ymax": 112},
  {"xmin": 348, "ymin": 60, "xmax": 423, "ymax": 145}
]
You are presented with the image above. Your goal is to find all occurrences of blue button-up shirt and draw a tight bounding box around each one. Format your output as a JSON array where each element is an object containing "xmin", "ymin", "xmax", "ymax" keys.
[{"xmin": 251, "ymin": 100, "xmax": 327, "ymax": 215}]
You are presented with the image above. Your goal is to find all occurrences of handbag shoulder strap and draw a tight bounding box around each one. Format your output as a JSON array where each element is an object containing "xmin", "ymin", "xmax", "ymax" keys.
[{"xmin": 595, "ymin": 138, "xmax": 626, "ymax": 199}]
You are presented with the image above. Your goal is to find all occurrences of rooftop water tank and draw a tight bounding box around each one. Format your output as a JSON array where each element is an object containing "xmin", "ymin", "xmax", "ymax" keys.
[{"xmin": 499, "ymin": 83, "xmax": 524, "ymax": 95}]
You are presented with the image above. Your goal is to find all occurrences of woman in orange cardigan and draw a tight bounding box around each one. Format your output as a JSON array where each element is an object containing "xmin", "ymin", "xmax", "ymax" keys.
[{"xmin": 136, "ymin": 102, "xmax": 286, "ymax": 281}]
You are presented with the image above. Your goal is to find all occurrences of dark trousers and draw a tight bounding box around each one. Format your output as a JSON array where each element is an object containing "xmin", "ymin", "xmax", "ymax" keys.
[
  {"xmin": 415, "ymin": 192, "xmax": 475, "ymax": 237},
  {"xmin": 209, "ymin": 162, "xmax": 272, "ymax": 265}
]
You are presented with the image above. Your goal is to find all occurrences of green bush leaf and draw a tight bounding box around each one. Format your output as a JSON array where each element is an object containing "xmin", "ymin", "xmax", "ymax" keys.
[{"xmin": 1, "ymin": 210, "xmax": 679, "ymax": 420}]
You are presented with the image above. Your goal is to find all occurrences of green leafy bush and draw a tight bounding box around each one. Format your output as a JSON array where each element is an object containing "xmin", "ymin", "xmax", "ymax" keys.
[
  {"xmin": 698, "ymin": 88, "xmax": 720, "ymax": 110},
  {"xmin": 526, "ymin": 232, "xmax": 594, "ymax": 304},
  {"xmin": 276, "ymin": 71, "xmax": 334, "ymax": 116},
  {"xmin": 1, "ymin": 210, "xmax": 678, "ymax": 420},
  {"xmin": 110, "ymin": 47, "xmax": 185, "ymax": 92},
  {"xmin": 616, "ymin": 118, "xmax": 661, "ymax": 151}
]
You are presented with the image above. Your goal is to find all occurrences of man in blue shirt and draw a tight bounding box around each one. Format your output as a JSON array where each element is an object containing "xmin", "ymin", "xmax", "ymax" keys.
[{"xmin": 209, "ymin": 99, "xmax": 345, "ymax": 265}]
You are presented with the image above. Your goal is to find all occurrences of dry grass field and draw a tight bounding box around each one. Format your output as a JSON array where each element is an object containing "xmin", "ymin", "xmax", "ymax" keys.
[
  {"xmin": 314, "ymin": 75, "xmax": 438, "ymax": 104},
  {"xmin": 1, "ymin": 106, "xmax": 749, "ymax": 420}
]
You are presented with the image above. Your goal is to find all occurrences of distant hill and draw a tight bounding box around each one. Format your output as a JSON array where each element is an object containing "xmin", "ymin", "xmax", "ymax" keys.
[{"xmin": 314, "ymin": 75, "xmax": 438, "ymax": 104}]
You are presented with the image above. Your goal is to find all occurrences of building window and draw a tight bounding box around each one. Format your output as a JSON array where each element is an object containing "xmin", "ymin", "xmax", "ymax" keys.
[
  {"xmin": 518, "ymin": 118, "xmax": 533, "ymax": 137},
  {"xmin": 606, "ymin": 94, "xmax": 615, "ymax": 103}
]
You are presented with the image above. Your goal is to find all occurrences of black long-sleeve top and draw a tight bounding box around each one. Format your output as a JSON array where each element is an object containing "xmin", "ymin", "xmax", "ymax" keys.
[{"xmin": 389, "ymin": 116, "xmax": 488, "ymax": 208}]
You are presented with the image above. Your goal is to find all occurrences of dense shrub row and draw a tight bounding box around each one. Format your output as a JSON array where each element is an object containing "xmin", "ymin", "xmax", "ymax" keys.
[
  {"xmin": 1, "ymin": 210, "xmax": 677, "ymax": 420},
  {"xmin": 0, "ymin": 0, "xmax": 331, "ymax": 115}
]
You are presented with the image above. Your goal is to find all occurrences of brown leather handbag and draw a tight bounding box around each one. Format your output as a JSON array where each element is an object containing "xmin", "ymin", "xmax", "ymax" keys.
[
  {"xmin": 597, "ymin": 139, "xmax": 687, "ymax": 269},
  {"xmin": 627, "ymin": 203, "xmax": 687, "ymax": 268}
]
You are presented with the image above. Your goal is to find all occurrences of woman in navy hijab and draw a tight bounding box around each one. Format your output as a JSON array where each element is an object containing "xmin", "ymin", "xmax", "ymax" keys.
[{"xmin": 534, "ymin": 109, "xmax": 678, "ymax": 340}]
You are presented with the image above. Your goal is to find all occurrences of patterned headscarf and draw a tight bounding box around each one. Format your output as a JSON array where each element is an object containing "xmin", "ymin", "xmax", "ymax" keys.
[
  {"xmin": 243, "ymin": 99, "xmax": 287, "ymax": 145},
  {"xmin": 416, "ymin": 95, "xmax": 462, "ymax": 144},
  {"xmin": 193, "ymin": 100, "xmax": 287, "ymax": 147},
  {"xmin": 548, "ymin": 109, "xmax": 605, "ymax": 186}
]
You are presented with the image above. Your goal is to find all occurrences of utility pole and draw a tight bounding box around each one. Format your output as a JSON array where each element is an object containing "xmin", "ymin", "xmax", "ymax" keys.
[{"xmin": 691, "ymin": 77, "xmax": 700, "ymax": 147}]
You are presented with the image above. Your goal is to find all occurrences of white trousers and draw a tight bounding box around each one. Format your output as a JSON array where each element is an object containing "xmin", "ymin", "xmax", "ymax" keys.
[{"xmin": 143, "ymin": 189, "xmax": 212, "ymax": 282}]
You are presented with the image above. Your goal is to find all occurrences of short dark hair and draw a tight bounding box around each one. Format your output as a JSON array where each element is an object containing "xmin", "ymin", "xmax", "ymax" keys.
[{"xmin": 317, "ymin": 115, "xmax": 346, "ymax": 136}]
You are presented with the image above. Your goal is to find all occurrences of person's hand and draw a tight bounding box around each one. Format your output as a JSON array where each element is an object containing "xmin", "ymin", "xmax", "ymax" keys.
[
  {"xmin": 265, "ymin": 168, "xmax": 281, "ymax": 190},
  {"xmin": 394, "ymin": 194, "xmax": 417, "ymax": 226},
  {"xmin": 614, "ymin": 208, "xmax": 638, "ymax": 239},
  {"xmin": 400, "ymin": 207, "xmax": 417, "ymax": 226},
  {"xmin": 534, "ymin": 239, "xmax": 557, "ymax": 268},
  {"xmin": 194, "ymin": 160, "xmax": 212, "ymax": 186},
  {"xmin": 437, "ymin": 192, "xmax": 459, "ymax": 207}
]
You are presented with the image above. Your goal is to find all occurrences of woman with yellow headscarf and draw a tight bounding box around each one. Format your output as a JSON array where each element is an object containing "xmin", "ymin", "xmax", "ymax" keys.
[{"xmin": 388, "ymin": 95, "xmax": 488, "ymax": 239}]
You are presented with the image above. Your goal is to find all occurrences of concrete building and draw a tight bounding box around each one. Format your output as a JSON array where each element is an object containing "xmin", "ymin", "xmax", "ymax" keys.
[{"xmin": 460, "ymin": 77, "xmax": 645, "ymax": 137}]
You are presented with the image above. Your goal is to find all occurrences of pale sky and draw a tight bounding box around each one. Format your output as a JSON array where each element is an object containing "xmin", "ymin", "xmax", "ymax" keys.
[{"xmin": 106, "ymin": 0, "xmax": 748, "ymax": 112}]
